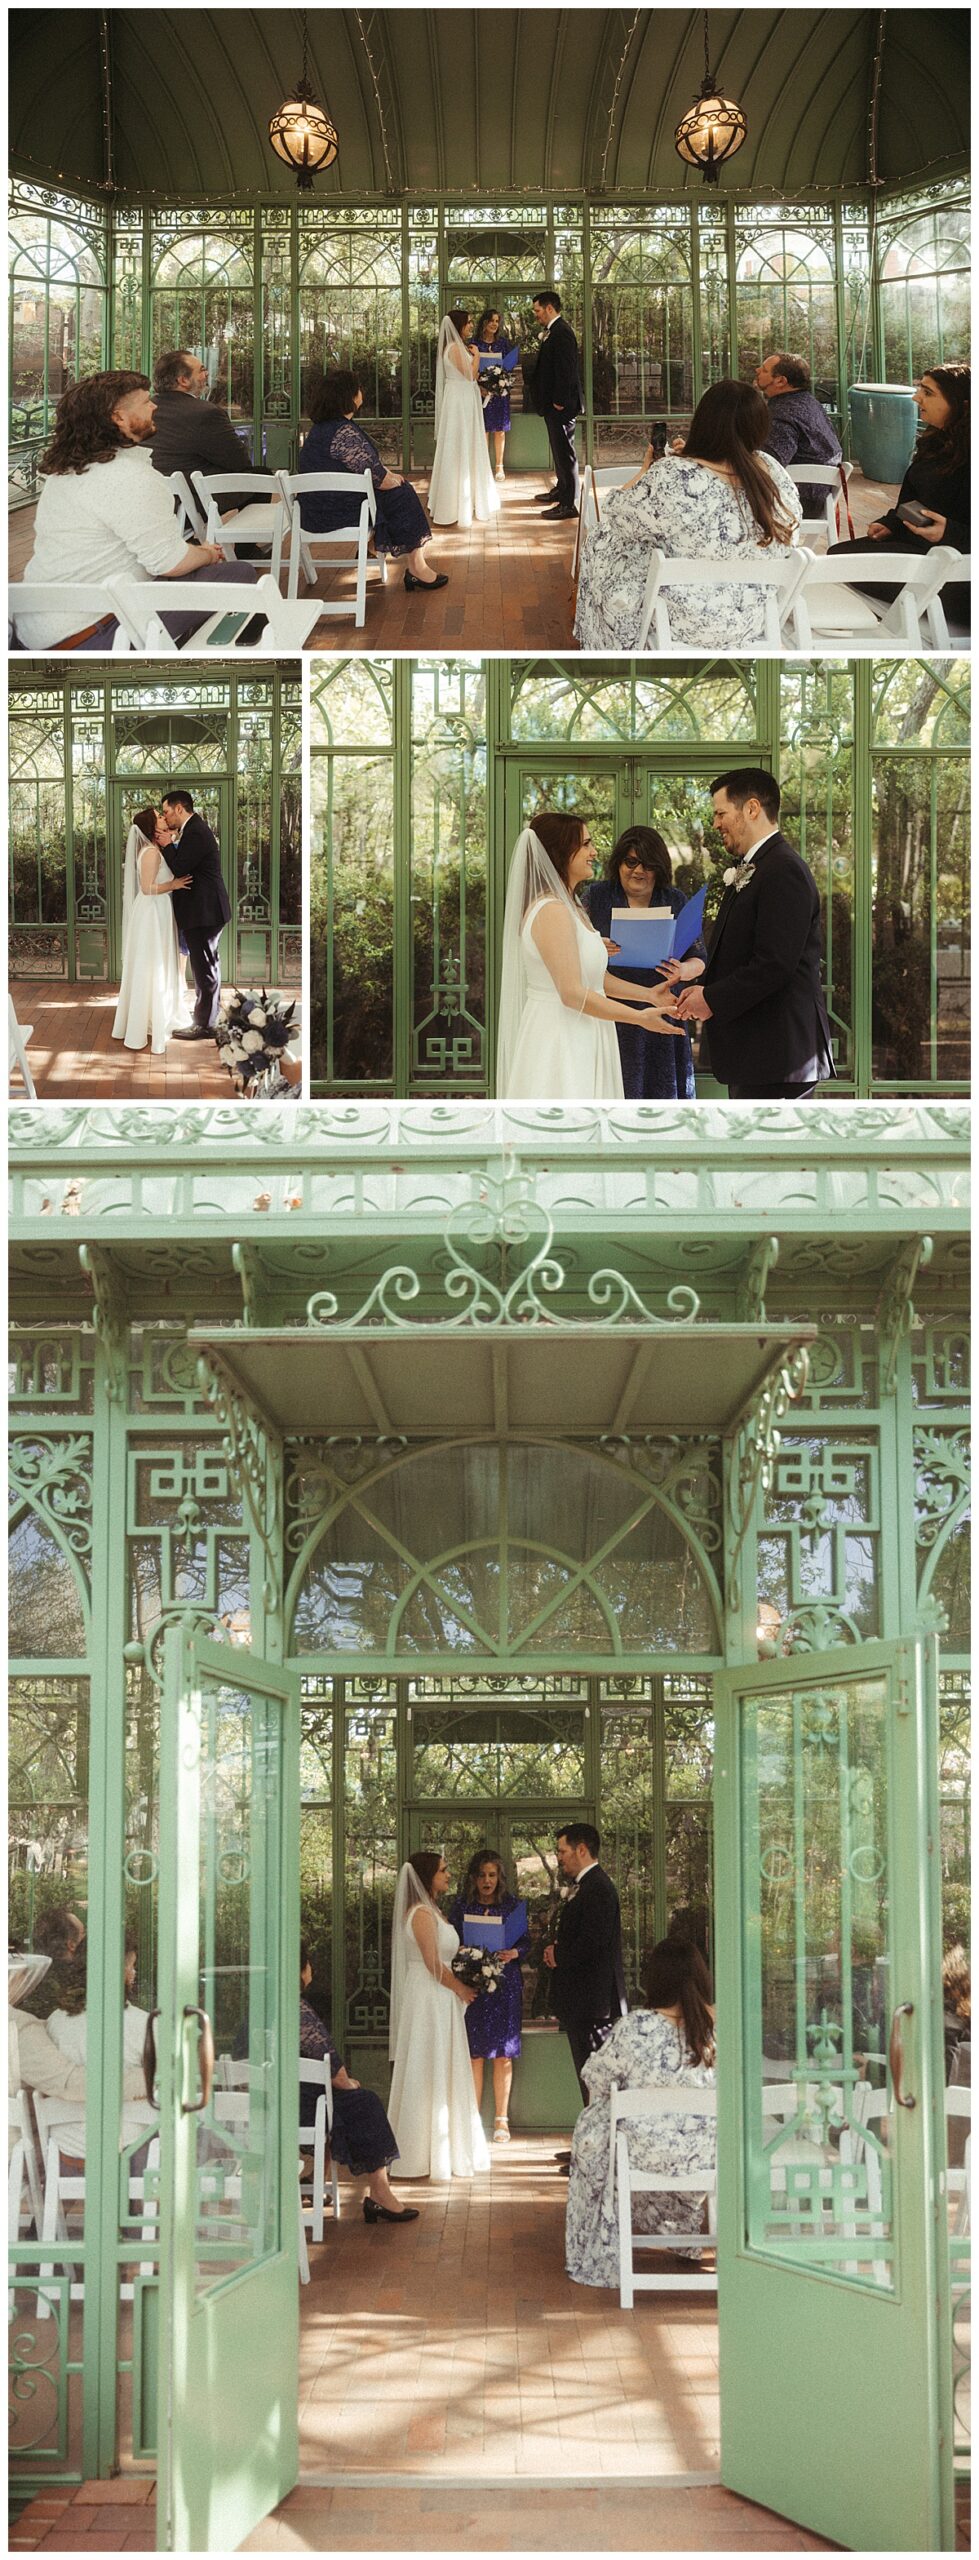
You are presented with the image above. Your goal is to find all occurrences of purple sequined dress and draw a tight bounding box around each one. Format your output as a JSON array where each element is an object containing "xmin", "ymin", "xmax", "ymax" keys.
[{"xmin": 447, "ymin": 1892, "xmax": 531, "ymax": 2060}]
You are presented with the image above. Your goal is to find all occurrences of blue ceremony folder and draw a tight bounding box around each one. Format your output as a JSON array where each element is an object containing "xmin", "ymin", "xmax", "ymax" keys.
[
  {"xmin": 607, "ymin": 884, "xmax": 707, "ymax": 968},
  {"xmin": 461, "ymin": 1899, "xmax": 528, "ymax": 1951},
  {"xmin": 478, "ymin": 345, "xmax": 519, "ymax": 373}
]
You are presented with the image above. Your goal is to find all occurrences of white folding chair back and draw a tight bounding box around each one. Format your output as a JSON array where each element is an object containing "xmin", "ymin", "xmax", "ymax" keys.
[
  {"xmin": 946, "ymin": 2085, "xmax": 971, "ymax": 2233},
  {"xmin": 277, "ymin": 470, "xmax": 386, "ymax": 624},
  {"xmin": 107, "ymin": 573, "xmax": 322, "ymax": 654},
  {"xmin": 190, "ymin": 470, "xmax": 288, "ymax": 581},
  {"xmin": 634, "ymin": 548, "xmax": 808, "ymax": 651},
  {"xmin": 785, "ymin": 461, "xmax": 847, "ymax": 549},
  {"xmin": 787, "ymin": 546, "xmax": 962, "ymax": 651},
  {"xmin": 300, "ymin": 2055, "xmax": 340, "ymax": 2240},
  {"xmin": 9, "ymin": 994, "xmax": 37, "ymax": 1099},
  {"xmin": 34, "ymin": 2095, "xmax": 86, "ymax": 2315},
  {"xmin": 169, "ymin": 471, "xmax": 208, "ymax": 542},
  {"xmin": 610, "ymin": 2084, "xmax": 717, "ymax": 2307},
  {"xmin": 8, "ymin": 2092, "xmax": 45, "ymax": 2242},
  {"xmin": 9, "ymin": 583, "xmax": 133, "ymax": 652}
]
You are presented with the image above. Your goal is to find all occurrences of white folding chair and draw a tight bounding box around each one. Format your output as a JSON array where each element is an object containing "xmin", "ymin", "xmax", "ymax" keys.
[
  {"xmin": 611, "ymin": 2085, "xmax": 718, "ymax": 2306},
  {"xmin": 8, "ymin": 2092, "xmax": 45, "ymax": 2243},
  {"xmin": 106, "ymin": 573, "xmax": 322, "ymax": 654},
  {"xmin": 786, "ymin": 546, "xmax": 963, "ymax": 651},
  {"xmin": 9, "ymin": 994, "xmax": 37, "ymax": 1099},
  {"xmin": 785, "ymin": 461, "xmax": 848, "ymax": 550},
  {"xmin": 299, "ymin": 2056, "xmax": 340, "ymax": 2240},
  {"xmin": 34, "ymin": 2096, "xmax": 87, "ymax": 2315},
  {"xmin": 633, "ymin": 548, "xmax": 809, "ymax": 651},
  {"xmin": 8, "ymin": 582, "xmax": 133, "ymax": 653},
  {"xmin": 189, "ymin": 470, "xmax": 288, "ymax": 581},
  {"xmin": 276, "ymin": 470, "xmax": 387, "ymax": 625},
  {"xmin": 214, "ymin": 2073, "xmax": 314, "ymax": 2279},
  {"xmin": 169, "ymin": 471, "xmax": 208, "ymax": 542},
  {"xmin": 573, "ymin": 463, "xmax": 636, "ymax": 579},
  {"xmin": 946, "ymin": 2086, "xmax": 971, "ymax": 2235}
]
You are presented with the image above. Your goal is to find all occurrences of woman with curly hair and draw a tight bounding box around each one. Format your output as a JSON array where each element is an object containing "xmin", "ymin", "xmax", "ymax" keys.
[
  {"xmin": 828, "ymin": 361, "xmax": 970, "ymax": 626},
  {"xmin": 15, "ymin": 370, "xmax": 259, "ymax": 651}
]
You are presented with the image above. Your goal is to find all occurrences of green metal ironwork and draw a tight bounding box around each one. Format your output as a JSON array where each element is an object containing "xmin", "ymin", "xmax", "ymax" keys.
[
  {"xmin": 7, "ymin": 173, "xmax": 970, "ymax": 503},
  {"xmin": 8, "ymin": 666, "xmax": 302, "ymax": 990},
  {"xmin": 309, "ymin": 655, "xmax": 970, "ymax": 1099},
  {"xmin": 6, "ymin": 1103, "xmax": 970, "ymax": 2504}
]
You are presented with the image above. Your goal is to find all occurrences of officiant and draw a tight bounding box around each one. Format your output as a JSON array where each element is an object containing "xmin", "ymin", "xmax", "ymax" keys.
[
  {"xmin": 583, "ymin": 826, "xmax": 702, "ymax": 1100},
  {"xmin": 447, "ymin": 1849, "xmax": 530, "ymax": 2143},
  {"xmin": 475, "ymin": 309, "xmax": 517, "ymax": 483}
]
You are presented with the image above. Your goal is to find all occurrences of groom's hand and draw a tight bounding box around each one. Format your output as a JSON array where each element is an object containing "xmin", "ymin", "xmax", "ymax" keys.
[
  {"xmin": 542, "ymin": 1944, "xmax": 557, "ymax": 1970},
  {"xmin": 657, "ymin": 958, "xmax": 703, "ymax": 985},
  {"xmin": 673, "ymin": 987, "xmax": 712, "ymax": 1021}
]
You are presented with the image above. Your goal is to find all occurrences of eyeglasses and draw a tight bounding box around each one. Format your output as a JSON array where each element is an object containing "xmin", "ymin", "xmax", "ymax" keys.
[{"xmin": 621, "ymin": 852, "xmax": 652, "ymax": 869}]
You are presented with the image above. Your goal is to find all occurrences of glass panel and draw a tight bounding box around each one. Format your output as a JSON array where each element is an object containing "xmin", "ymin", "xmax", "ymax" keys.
[
  {"xmin": 412, "ymin": 1705, "xmax": 586, "ymax": 1798},
  {"xmin": 309, "ymin": 743, "xmax": 395, "ymax": 1087},
  {"xmin": 757, "ymin": 1433, "xmax": 880, "ymax": 1651},
  {"xmin": 343, "ymin": 1699, "xmax": 398, "ymax": 2043},
  {"xmin": 589, "ymin": 212, "xmax": 696, "ymax": 422},
  {"xmin": 410, "ymin": 663, "xmax": 487, "ymax": 1085},
  {"xmin": 779, "ymin": 666, "xmax": 858, "ymax": 1078},
  {"xmin": 299, "ymin": 212, "xmax": 403, "ymax": 427},
  {"xmin": 9, "ymin": 1514, "xmax": 87, "ymax": 1658},
  {"xmin": 872, "ymin": 748, "xmax": 970, "ymax": 1085},
  {"xmin": 192, "ymin": 1670, "xmax": 283, "ymax": 2298},
  {"xmin": 150, "ymin": 227, "xmax": 254, "ymax": 418},
  {"xmin": 743, "ymin": 1672, "xmax": 894, "ymax": 2290},
  {"xmin": 506, "ymin": 1825, "xmax": 575, "ymax": 2032},
  {"xmin": 508, "ymin": 661, "xmax": 758, "ymax": 741},
  {"xmin": 736, "ymin": 218, "xmax": 841, "ymax": 416},
  {"xmin": 299, "ymin": 1678, "xmax": 334, "ymax": 2012},
  {"xmin": 877, "ymin": 202, "xmax": 971, "ymax": 381}
]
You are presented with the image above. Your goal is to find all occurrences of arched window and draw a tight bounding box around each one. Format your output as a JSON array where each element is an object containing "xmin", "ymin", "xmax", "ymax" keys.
[
  {"xmin": 151, "ymin": 226, "xmax": 254, "ymax": 418},
  {"xmin": 9, "ymin": 191, "xmax": 107, "ymax": 499}
]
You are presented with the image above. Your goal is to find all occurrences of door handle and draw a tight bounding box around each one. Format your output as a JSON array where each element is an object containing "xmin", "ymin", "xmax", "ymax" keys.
[
  {"xmin": 888, "ymin": 2001, "xmax": 917, "ymax": 2109},
  {"xmin": 180, "ymin": 2004, "xmax": 215, "ymax": 2115},
  {"xmin": 142, "ymin": 2008, "xmax": 161, "ymax": 2108}
]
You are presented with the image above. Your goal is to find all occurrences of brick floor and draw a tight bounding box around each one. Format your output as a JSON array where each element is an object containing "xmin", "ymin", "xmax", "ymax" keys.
[
  {"xmin": 8, "ymin": 467, "xmax": 896, "ymax": 658},
  {"xmin": 8, "ymin": 980, "xmax": 299, "ymax": 1103}
]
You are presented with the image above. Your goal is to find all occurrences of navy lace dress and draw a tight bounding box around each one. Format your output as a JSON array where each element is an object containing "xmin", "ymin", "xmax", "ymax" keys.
[
  {"xmin": 476, "ymin": 334, "xmax": 515, "ymax": 434},
  {"xmin": 446, "ymin": 1892, "xmax": 531, "ymax": 2061},
  {"xmin": 299, "ymin": 418, "xmax": 432, "ymax": 557},
  {"xmin": 299, "ymin": 1995, "xmax": 398, "ymax": 2174},
  {"xmin": 582, "ymin": 880, "xmax": 700, "ymax": 1100}
]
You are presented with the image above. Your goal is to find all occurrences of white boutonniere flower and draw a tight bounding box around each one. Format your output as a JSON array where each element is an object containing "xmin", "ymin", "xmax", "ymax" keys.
[{"xmin": 723, "ymin": 860, "xmax": 756, "ymax": 893}]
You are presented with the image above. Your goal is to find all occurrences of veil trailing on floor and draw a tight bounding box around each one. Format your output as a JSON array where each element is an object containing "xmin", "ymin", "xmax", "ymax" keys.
[
  {"xmin": 496, "ymin": 826, "xmax": 591, "ymax": 1095},
  {"xmin": 433, "ymin": 312, "xmax": 473, "ymax": 438}
]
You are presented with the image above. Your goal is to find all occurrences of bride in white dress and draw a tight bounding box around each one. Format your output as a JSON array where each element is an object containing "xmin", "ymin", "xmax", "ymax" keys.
[
  {"xmin": 497, "ymin": 816, "xmax": 681, "ymax": 1100},
  {"xmin": 111, "ymin": 806, "xmax": 190, "ymax": 1054},
  {"xmin": 427, "ymin": 311, "xmax": 501, "ymax": 529},
  {"xmin": 387, "ymin": 1853, "xmax": 490, "ymax": 2180}
]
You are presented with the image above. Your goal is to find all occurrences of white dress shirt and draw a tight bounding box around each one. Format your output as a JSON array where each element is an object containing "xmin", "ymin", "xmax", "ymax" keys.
[{"xmin": 17, "ymin": 445, "xmax": 188, "ymax": 648}]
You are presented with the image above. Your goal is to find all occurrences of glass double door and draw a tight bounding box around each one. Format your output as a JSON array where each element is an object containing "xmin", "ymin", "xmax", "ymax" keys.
[
  {"xmin": 504, "ymin": 749, "xmax": 732, "ymax": 888},
  {"xmin": 407, "ymin": 1803, "xmax": 590, "ymax": 2128},
  {"xmin": 106, "ymin": 780, "xmax": 228, "ymax": 985}
]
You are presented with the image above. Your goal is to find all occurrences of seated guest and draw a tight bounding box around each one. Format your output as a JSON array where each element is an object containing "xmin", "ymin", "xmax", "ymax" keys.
[
  {"xmin": 150, "ymin": 348, "xmax": 272, "ymax": 493},
  {"xmin": 828, "ymin": 362, "xmax": 970, "ymax": 627},
  {"xmin": 10, "ymin": 1946, "xmax": 153, "ymax": 2160},
  {"xmin": 299, "ymin": 370, "xmax": 447, "ymax": 592},
  {"xmin": 755, "ymin": 351, "xmax": 842, "ymax": 520},
  {"xmin": 583, "ymin": 826, "xmax": 701, "ymax": 1100},
  {"xmin": 299, "ymin": 1945, "xmax": 418, "ymax": 2223},
  {"xmin": 565, "ymin": 1938, "xmax": 716, "ymax": 2289},
  {"xmin": 574, "ymin": 378, "xmax": 801, "ymax": 652},
  {"xmin": 15, "ymin": 372, "xmax": 259, "ymax": 651}
]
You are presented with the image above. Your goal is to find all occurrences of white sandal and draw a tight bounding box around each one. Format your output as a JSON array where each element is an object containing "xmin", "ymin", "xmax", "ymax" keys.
[{"xmin": 493, "ymin": 2117, "xmax": 511, "ymax": 2142}]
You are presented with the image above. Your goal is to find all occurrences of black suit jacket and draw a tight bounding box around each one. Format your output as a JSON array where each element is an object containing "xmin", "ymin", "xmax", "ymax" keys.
[
  {"xmin": 169, "ymin": 815, "xmax": 232, "ymax": 938},
  {"xmin": 151, "ymin": 390, "xmax": 268, "ymax": 491},
  {"xmin": 702, "ymin": 831, "xmax": 834, "ymax": 1087},
  {"xmin": 533, "ymin": 317, "xmax": 584, "ymax": 418},
  {"xmin": 550, "ymin": 1865, "xmax": 627, "ymax": 2035}
]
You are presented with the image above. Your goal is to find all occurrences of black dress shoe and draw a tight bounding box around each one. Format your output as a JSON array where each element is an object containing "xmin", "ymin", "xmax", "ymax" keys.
[
  {"xmin": 533, "ymin": 488, "xmax": 561, "ymax": 504},
  {"xmin": 404, "ymin": 570, "xmax": 449, "ymax": 591},
  {"xmin": 363, "ymin": 2196, "xmax": 420, "ymax": 2223},
  {"xmin": 172, "ymin": 1025, "xmax": 215, "ymax": 1041},
  {"xmin": 540, "ymin": 504, "xmax": 578, "ymax": 520}
]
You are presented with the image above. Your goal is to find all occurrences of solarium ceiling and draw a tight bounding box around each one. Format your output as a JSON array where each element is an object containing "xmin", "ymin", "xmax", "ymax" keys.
[{"xmin": 9, "ymin": 8, "xmax": 970, "ymax": 200}]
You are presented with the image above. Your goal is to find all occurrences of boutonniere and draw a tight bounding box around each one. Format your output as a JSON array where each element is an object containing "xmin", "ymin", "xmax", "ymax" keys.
[{"xmin": 723, "ymin": 860, "xmax": 756, "ymax": 893}]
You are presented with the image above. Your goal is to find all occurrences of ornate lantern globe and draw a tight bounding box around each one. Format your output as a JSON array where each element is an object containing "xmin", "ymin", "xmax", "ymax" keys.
[
  {"xmin": 674, "ymin": 11, "xmax": 748, "ymax": 185},
  {"xmin": 269, "ymin": 11, "xmax": 338, "ymax": 190}
]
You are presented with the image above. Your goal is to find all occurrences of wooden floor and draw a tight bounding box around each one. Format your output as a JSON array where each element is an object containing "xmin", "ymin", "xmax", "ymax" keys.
[
  {"xmin": 8, "ymin": 466, "xmax": 895, "ymax": 658},
  {"xmin": 8, "ymin": 980, "xmax": 298, "ymax": 1103}
]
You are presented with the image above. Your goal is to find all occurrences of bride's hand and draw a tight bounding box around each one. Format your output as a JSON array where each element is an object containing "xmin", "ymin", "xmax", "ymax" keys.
[{"xmin": 639, "ymin": 1002, "xmax": 681, "ymax": 1034}]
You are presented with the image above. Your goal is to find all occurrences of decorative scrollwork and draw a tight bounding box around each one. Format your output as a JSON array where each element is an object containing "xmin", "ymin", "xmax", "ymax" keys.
[
  {"xmin": 9, "ymin": 1433, "xmax": 93, "ymax": 1563},
  {"xmin": 913, "ymin": 1426, "xmax": 970, "ymax": 1548},
  {"xmin": 736, "ymin": 1236, "xmax": 779, "ymax": 1322},
  {"xmin": 196, "ymin": 1352, "xmax": 282, "ymax": 1613},
  {"xmin": 727, "ymin": 1345, "xmax": 811, "ymax": 1613},
  {"xmin": 78, "ymin": 1242, "xmax": 128, "ymax": 1401},
  {"xmin": 875, "ymin": 1236, "xmax": 934, "ymax": 1396}
]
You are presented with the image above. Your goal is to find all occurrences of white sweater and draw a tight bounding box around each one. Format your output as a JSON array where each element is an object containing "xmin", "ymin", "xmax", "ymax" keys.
[{"xmin": 17, "ymin": 444, "xmax": 188, "ymax": 648}]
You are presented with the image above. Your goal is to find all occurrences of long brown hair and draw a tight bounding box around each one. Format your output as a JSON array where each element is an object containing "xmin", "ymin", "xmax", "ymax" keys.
[
  {"xmin": 684, "ymin": 378, "xmax": 795, "ymax": 545},
  {"xmin": 131, "ymin": 805, "xmax": 159, "ymax": 844},
  {"xmin": 461, "ymin": 1847, "xmax": 507, "ymax": 1903},
  {"xmin": 529, "ymin": 808, "xmax": 588, "ymax": 892},
  {"xmin": 40, "ymin": 372, "xmax": 151, "ymax": 475},
  {"xmin": 643, "ymin": 1937, "xmax": 715, "ymax": 2066},
  {"xmin": 447, "ymin": 308, "xmax": 471, "ymax": 337},
  {"xmin": 916, "ymin": 362, "xmax": 970, "ymax": 475},
  {"xmin": 409, "ymin": 1850, "xmax": 443, "ymax": 1897}
]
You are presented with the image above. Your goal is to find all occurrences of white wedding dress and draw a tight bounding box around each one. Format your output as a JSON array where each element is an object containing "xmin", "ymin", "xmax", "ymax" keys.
[
  {"xmin": 387, "ymin": 1906, "xmax": 490, "ymax": 2179},
  {"xmin": 502, "ymin": 896, "xmax": 624, "ymax": 1100},
  {"xmin": 111, "ymin": 831, "xmax": 185, "ymax": 1053},
  {"xmin": 428, "ymin": 321, "xmax": 501, "ymax": 528}
]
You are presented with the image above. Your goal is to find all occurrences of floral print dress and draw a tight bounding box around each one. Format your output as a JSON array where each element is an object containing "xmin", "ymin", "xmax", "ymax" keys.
[
  {"xmin": 564, "ymin": 2009, "xmax": 716, "ymax": 2289},
  {"xmin": 574, "ymin": 450, "xmax": 801, "ymax": 651}
]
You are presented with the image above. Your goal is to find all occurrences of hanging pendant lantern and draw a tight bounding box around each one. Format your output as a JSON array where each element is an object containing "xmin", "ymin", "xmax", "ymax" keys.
[
  {"xmin": 674, "ymin": 10, "xmax": 747, "ymax": 185},
  {"xmin": 269, "ymin": 11, "xmax": 338, "ymax": 189}
]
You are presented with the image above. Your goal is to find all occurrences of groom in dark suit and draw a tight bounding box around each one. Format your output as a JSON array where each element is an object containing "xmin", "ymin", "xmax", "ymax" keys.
[
  {"xmin": 531, "ymin": 290, "xmax": 584, "ymax": 521},
  {"xmin": 543, "ymin": 1824, "xmax": 627, "ymax": 2105},
  {"xmin": 161, "ymin": 788, "xmax": 232, "ymax": 1040},
  {"xmin": 670, "ymin": 768, "xmax": 835, "ymax": 1100}
]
